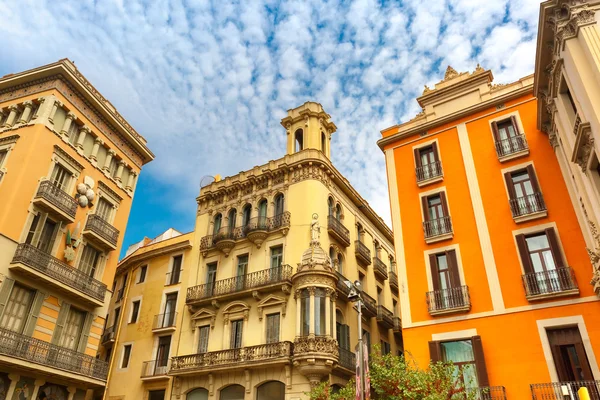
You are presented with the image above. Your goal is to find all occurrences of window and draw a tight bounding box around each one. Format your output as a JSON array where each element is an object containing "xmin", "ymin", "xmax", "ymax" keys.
[
  {"xmin": 295, "ymin": 129, "xmax": 303, "ymax": 152},
  {"xmin": 337, "ymin": 254, "xmax": 343, "ymax": 274},
  {"xmin": 169, "ymin": 255, "xmax": 182, "ymax": 285},
  {"xmin": 381, "ymin": 340, "xmax": 391, "ymax": 355},
  {"xmin": 220, "ymin": 385, "xmax": 245, "ymax": 400},
  {"xmin": 257, "ymin": 381, "xmax": 285, "ymax": 400},
  {"xmin": 79, "ymin": 244, "xmax": 101, "ymax": 278},
  {"xmin": 428, "ymin": 250, "xmax": 465, "ymax": 310},
  {"xmin": 138, "ymin": 265, "xmax": 147, "ymax": 283},
  {"xmin": 321, "ymin": 131, "xmax": 326, "ymax": 153},
  {"xmin": 547, "ymin": 327, "xmax": 594, "ymax": 381},
  {"xmin": 149, "ymin": 390, "xmax": 166, "ymax": 400},
  {"xmin": 163, "ymin": 293, "xmax": 177, "ymax": 327},
  {"xmin": 492, "ymin": 116, "xmax": 527, "ymax": 157},
  {"xmin": 414, "ymin": 143, "xmax": 442, "ymax": 182},
  {"xmin": 50, "ymin": 163, "xmax": 71, "ymax": 191},
  {"xmin": 560, "ymin": 79, "xmax": 578, "ymax": 124},
  {"xmin": 274, "ymin": 194, "xmax": 284, "ymax": 216},
  {"xmin": 0, "ymin": 150, "xmax": 7, "ymax": 168},
  {"xmin": 242, "ymin": 204, "xmax": 252, "ymax": 227},
  {"xmin": 156, "ymin": 335, "xmax": 171, "ymax": 370},
  {"xmin": 187, "ymin": 388, "xmax": 208, "ymax": 400},
  {"xmin": 300, "ymin": 289, "xmax": 310, "ymax": 336},
  {"xmin": 121, "ymin": 344, "xmax": 132, "ymax": 368},
  {"xmin": 109, "ymin": 157, "xmax": 119, "ymax": 178},
  {"xmin": 228, "ymin": 208, "xmax": 237, "ymax": 232},
  {"xmin": 68, "ymin": 122, "xmax": 79, "ymax": 145},
  {"xmin": 258, "ymin": 200, "xmax": 268, "ymax": 227},
  {"xmin": 197, "ymin": 325, "xmax": 210, "ymax": 353},
  {"xmin": 0, "ymin": 284, "xmax": 34, "ymax": 333},
  {"xmin": 422, "ymin": 193, "xmax": 451, "ymax": 238},
  {"xmin": 59, "ymin": 307, "xmax": 85, "ymax": 350},
  {"xmin": 270, "ymin": 246, "xmax": 283, "ymax": 269},
  {"xmin": 336, "ymin": 312, "xmax": 350, "ymax": 350},
  {"xmin": 117, "ymin": 273, "xmax": 127, "ymax": 301},
  {"xmin": 429, "ymin": 336, "xmax": 488, "ymax": 389},
  {"xmin": 314, "ymin": 288, "xmax": 326, "ymax": 335},
  {"xmin": 25, "ymin": 213, "xmax": 60, "ymax": 254},
  {"xmin": 213, "ymin": 214, "xmax": 222, "ymax": 236},
  {"xmin": 266, "ymin": 313, "xmax": 280, "ymax": 343},
  {"xmin": 505, "ymin": 166, "xmax": 545, "ymax": 218},
  {"xmin": 206, "ymin": 263, "xmax": 217, "ymax": 295},
  {"xmin": 328, "ymin": 197, "xmax": 334, "ymax": 217},
  {"xmin": 230, "ymin": 319, "xmax": 243, "ymax": 349},
  {"xmin": 335, "ymin": 204, "xmax": 342, "ymax": 220},
  {"xmin": 113, "ymin": 307, "xmax": 121, "ymax": 328},
  {"xmin": 130, "ymin": 300, "xmax": 140, "ymax": 323},
  {"xmin": 95, "ymin": 197, "xmax": 113, "ymax": 222}
]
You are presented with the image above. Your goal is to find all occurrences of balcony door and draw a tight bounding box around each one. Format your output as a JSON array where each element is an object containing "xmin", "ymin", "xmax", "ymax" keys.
[
  {"xmin": 230, "ymin": 319, "xmax": 243, "ymax": 349},
  {"xmin": 429, "ymin": 250, "xmax": 461, "ymax": 310},
  {"xmin": 236, "ymin": 255, "xmax": 248, "ymax": 290},
  {"xmin": 274, "ymin": 194, "xmax": 284, "ymax": 217},
  {"xmin": 79, "ymin": 245, "xmax": 101, "ymax": 279},
  {"xmin": 266, "ymin": 313, "xmax": 280, "ymax": 344},
  {"xmin": 197, "ymin": 325, "xmax": 210, "ymax": 354},
  {"xmin": 0, "ymin": 283, "xmax": 34, "ymax": 334},
  {"xmin": 155, "ymin": 335, "xmax": 171, "ymax": 374},
  {"xmin": 547, "ymin": 327, "xmax": 594, "ymax": 383},
  {"xmin": 59, "ymin": 307, "xmax": 85, "ymax": 350},
  {"xmin": 270, "ymin": 246, "xmax": 283, "ymax": 281},
  {"xmin": 206, "ymin": 263, "xmax": 217, "ymax": 296},
  {"xmin": 418, "ymin": 145, "xmax": 440, "ymax": 180},
  {"xmin": 423, "ymin": 193, "xmax": 449, "ymax": 237},
  {"xmin": 258, "ymin": 200, "xmax": 268, "ymax": 228},
  {"xmin": 505, "ymin": 166, "xmax": 542, "ymax": 216},
  {"xmin": 50, "ymin": 163, "xmax": 71, "ymax": 191},
  {"xmin": 95, "ymin": 197, "xmax": 113, "ymax": 222},
  {"xmin": 163, "ymin": 293, "xmax": 177, "ymax": 327}
]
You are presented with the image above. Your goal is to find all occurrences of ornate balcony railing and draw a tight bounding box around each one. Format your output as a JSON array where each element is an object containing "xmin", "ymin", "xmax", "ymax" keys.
[
  {"xmin": 373, "ymin": 257, "xmax": 388, "ymax": 280},
  {"xmin": 426, "ymin": 286, "xmax": 470, "ymax": 315},
  {"xmin": 509, "ymin": 192, "xmax": 546, "ymax": 218},
  {"xmin": 269, "ymin": 212, "xmax": 291, "ymax": 230},
  {"xmin": 416, "ymin": 160, "xmax": 443, "ymax": 182},
  {"xmin": 141, "ymin": 359, "xmax": 170, "ymax": 378},
  {"xmin": 187, "ymin": 265, "xmax": 293, "ymax": 303},
  {"xmin": 34, "ymin": 180, "xmax": 77, "ymax": 219},
  {"xmin": 522, "ymin": 267, "xmax": 578, "ymax": 298},
  {"xmin": 101, "ymin": 326, "xmax": 115, "ymax": 345},
  {"xmin": 495, "ymin": 134, "xmax": 528, "ymax": 158},
  {"xmin": 170, "ymin": 341, "xmax": 293, "ymax": 373},
  {"xmin": 531, "ymin": 381, "xmax": 600, "ymax": 400},
  {"xmin": 423, "ymin": 216, "xmax": 453, "ymax": 239},
  {"xmin": 327, "ymin": 216, "xmax": 350, "ymax": 246},
  {"xmin": 12, "ymin": 243, "xmax": 106, "ymax": 301},
  {"xmin": 335, "ymin": 271, "xmax": 351, "ymax": 300},
  {"xmin": 392, "ymin": 317, "xmax": 401, "ymax": 332},
  {"xmin": 389, "ymin": 270, "xmax": 399, "ymax": 292},
  {"xmin": 355, "ymin": 240, "xmax": 371, "ymax": 265},
  {"xmin": 0, "ymin": 326, "xmax": 108, "ymax": 380},
  {"xmin": 84, "ymin": 214, "xmax": 119, "ymax": 248},
  {"xmin": 213, "ymin": 226, "xmax": 244, "ymax": 244},
  {"xmin": 468, "ymin": 386, "xmax": 507, "ymax": 400},
  {"xmin": 376, "ymin": 305, "xmax": 394, "ymax": 329},
  {"xmin": 153, "ymin": 312, "xmax": 177, "ymax": 330},
  {"xmin": 115, "ymin": 287, "xmax": 124, "ymax": 302},
  {"xmin": 338, "ymin": 347, "xmax": 355, "ymax": 371},
  {"xmin": 361, "ymin": 291, "xmax": 377, "ymax": 317}
]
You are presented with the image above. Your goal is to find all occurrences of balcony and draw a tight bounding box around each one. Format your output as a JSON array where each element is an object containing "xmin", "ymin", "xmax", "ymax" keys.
[
  {"xmin": 335, "ymin": 271, "xmax": 351, "ymax": 302},
  {"xmin": 531, "ymin": 381, "xmax": 600, "ymax": 400},
  {"xmin": 32, "ymin": 180, "xmax": 77, "ymax": 223},
  {"xmin": 355, "ymin": 240, "xmax": 371, "ymax": 267},
  {"xmin": 416, "ymin": 160, "xmax": 443, "ymax": 186},
  {"xmin": 495, "ymin": 134, "xmax": 529, "ymax": 161},
  {"xmin": 389, "ymin": 270, "xmax": 399, "ymax": 293},
  {"xmin": 392, "ymin": 317, "xmax": 401, "ymax": 334},
  {"xmin": 82, "ymin": 214, "xmax": 119, "ymax": 251},
  {"xmin": 423, "ymin": 216, "xmax": 453, "ymax": 244},
  {"xmin": 141, "ymin": 359, "xmax": 170, "ymax": 381},
  {"xmin": 426, "ymin": 286, "xmax": 471, "ymax": 316},
  {"xmin": 186, "ymin": 265, "xmax": 293, "ymax": 306},
  {"xmin": 115, "ymin": 287, "xmax": 124, "ymax": 303},
  {"xmin": 170, "ymin": 341, "xmax": 293, "ymax": 376},
  {"xmin": 10, "ymin": 243, "xmax": 107, "ymax": 307},
  {"xmin": 336, "ymin": 347, "xmax": 355, "ymax": 374},
  {"xmin": 376, "ymin": 305, "xmax": 394, "ymax": 329},
  {"xmin": 152, "ymin": 312, "xmax": 177, "ymax": 333},
  {"xmin": 101, "ymin": 326, "xmax": 115, "ymax": 346},
  {"xmin": 361, "ymin": 291, "xmax": 377, "ymax": 318},
  {"xmin": 522, "ymin": 267, "xmax": 579, "ymax": 301},
  {"xmin": 0, "ymin": 326, "xmax": 108, "ymax": 382},
  {"xmin": 469, "ymin": 386, "xmax": 507, "ymax": 400},
  {"xmin": 212, "ymin": 226, "xmax": 243, "ymax": 256},
  {"xmin": 509, "ymin": 193, "xmax": 547, "ymax": 223},
  {"xmin": 327, "ymin": 216, "xmax": 350, "ymax": 247},
  {"xmin": 373, "ymin": 257, "xmax": 388, "ymax": 281}
]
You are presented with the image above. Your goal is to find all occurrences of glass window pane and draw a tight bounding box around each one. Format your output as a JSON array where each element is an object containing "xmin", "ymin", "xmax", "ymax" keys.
[
  {"xmin": 441, "ymin": 340, "xmax": 474, "ymax": 363},
  {"xmin": 526, "ymin": 235, "xmax": 549, "ymax": 251},
  {"xmin": 256, "ymin": 382, "xmax": 285, "ymax": 400}
]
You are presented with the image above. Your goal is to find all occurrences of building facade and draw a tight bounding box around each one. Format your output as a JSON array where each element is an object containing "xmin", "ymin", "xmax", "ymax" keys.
[
  {"xmin": 103, "ymin": 102, "xmax": 400, "ymax": 400},
  {"xmin": 379, "ymin": 66, "xmax": 600, "ymax": 398},
  {"xmin": 0, "ymin": 60, "xmax": 153, "ymax": 400},
  {"xmin": 534, "ymin": 0, "xmax": 600, "ymax": 295}
]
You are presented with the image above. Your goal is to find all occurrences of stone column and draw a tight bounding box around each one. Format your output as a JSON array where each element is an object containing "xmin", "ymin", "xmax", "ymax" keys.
[
  {"xmin": 309, "ymin": 287, "xmax": 315, "ymax": 335},
  {"xmin": 48, "ymin": 100, "xmax": 63, "ymax": 123},
  {"xmin": 126, "ymin": 170, "xmax": 137, "ymax": 191},
  {"xmin": 5, "ymin": 105, "xmax": 19, "ymax": 127},
  {"xmin": 76, "ymin": 125, "xmax": 90, "ymax": 150},
  {"xmin": 296, "ymin": 291, "xmax": 301, "ymax": 336},
  {"xmin": 19, "ymin": 100, "xmax": 33, "ymax": 124},
  {"xmin": 325, "ymin": 291, "xmax": 331, "ymax": 336},
  {"xmin": 30, "ymin": 379, "xmax": 46, "ymax": 400},
  {"xmin": 331, "ymin": 295, "xmax": 336, "ymax": 334},
  {"xmin": 60, "ymin": 111, "xmax": 76, "ymax": 139},
  {"xmin": 103, "ymin": 149, "xmax": 115, "ymax": 172},
  {"xmin": 223, "ymin": 317, "xmax": 230, "ymax": 349},
  {"xmin": 33, "ymin": 97, "xmax": 46, "ymax": 119},
  {"xmin": 67, "ymin": 386, "xmax": 77, "ymax": 400},
  {"xmin": 5, "ymin": 374, "xmax": 19, "ymax": 399},
  {"xmin": 115, "ymin": 160, "xmax": 126, "ymax": 183},
  {"xmin": 90, "ymin": 138, "xmax": 103, "ymax": 161}
]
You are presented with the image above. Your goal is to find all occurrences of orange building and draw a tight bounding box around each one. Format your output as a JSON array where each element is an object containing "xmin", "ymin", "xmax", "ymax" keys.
[
  {"xmin": 379, "ymin": 66, "xmax": 600, "ymax": 398},
  {"xmin": 0, "ymin": 60, "xmax": 153, "ymax": 399}
]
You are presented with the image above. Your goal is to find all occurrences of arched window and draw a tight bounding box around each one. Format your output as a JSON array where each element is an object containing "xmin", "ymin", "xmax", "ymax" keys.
[
  {"xmin": 328, "ymin": 197, "xmax": 334, "ymax": 217},
  {"xmin": 314, "ymin": 288, "xmax": 326, "ymax": 335},
  {"xmin": 295, "ymin": 129, "xmax": 304, "ymax": 152},
  {"xmin": 228, "ymin": 209, "xmax": 237, "ymax": 231},
  {"xmin": 329, "ymin": 247, "xmax": 335, "ymax": 267},
  {"xmin": 335, "ymin": 204, "xmax": 342, "ymax": 221},
  {"xmin": 242, "ymin": 204, "xmax": 252, "ymax": 227},
  {"xmin": 220, "ymin": 385, "xmax": 245, "ymax": 400},
  {"xmin": 321, "ymin": 132, "xmax": 326, "ymax": 153},
  {"xmin": 300, "ymin": 289, "xmax": 310, "ymax": 336},
  {"xmin": 274, "ymin": 194, "xmax": 284, "ymax": 216},
  {"xmin": 337, "ymin": 254, "xmax": 343, "ymax": 274},
  {"xmin": 336, "ymin": 310, "xmax": 350, "ymax": 350},
  {"xmin": 213, "ymin": 213, "xmax": 222, "ymax": 236},
  {"xmin": 187, "ymin": 388, "xmax": 209, "ymax": 400},
  {"xmin": 258, "ymin": 199, "xmax": 268, "ymax": 228},
  {"xmin": 256, "ymin": 381, "xmax": 285, "ymax": 400}
]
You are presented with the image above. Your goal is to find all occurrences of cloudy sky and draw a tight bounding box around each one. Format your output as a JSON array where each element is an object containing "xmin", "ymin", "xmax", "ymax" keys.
[{"xmin": 0, "ymin": 0, "xmax": 542, "ymax": 257}]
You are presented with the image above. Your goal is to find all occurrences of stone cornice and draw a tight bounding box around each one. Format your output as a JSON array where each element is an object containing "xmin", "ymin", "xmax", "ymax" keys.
[
  {"xmin": 0, "ymin": 134, "xmax": 19, "ymax": 145},
  {"xmin": 116, "ymin": 240, "xmax": 192, "ymax": 277}
]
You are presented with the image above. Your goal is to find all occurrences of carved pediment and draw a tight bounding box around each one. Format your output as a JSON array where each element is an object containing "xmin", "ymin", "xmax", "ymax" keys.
[
  {"xmin": 190, "ymin": 308, "xmax": 216, "ymax": 329},
  {"xmin": 257, "ymin": 294, "xmax": 288, "ymax": 320},
  {"xmin": 222, "ymin": 300, "xmax": 250, "ymax": 323}
]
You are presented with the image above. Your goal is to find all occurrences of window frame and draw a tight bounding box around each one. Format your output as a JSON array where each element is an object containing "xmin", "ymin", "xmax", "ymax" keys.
[
  {"xmin": 138, "ymin": 265, "xmax": 148, "ymax": 284},
  {"xmin": 502, "ymin": 162, "xmax": 547, "ymax": 222},
  {"xmin": 120, "ymin": 343, "xmax": 133, "ymax": 370},
  {"xmin": 488, "ymin": 111, "xmax": 529, "ymax": 161},
  {"xmin": 129, "ymin": 298, "xmax": 141, "ymax": 324},
  {"xmin": 0, "ymin": 135, "xmax": 19, "ymax": 183},
  {"xmin": 429, "ymin": 335, "xmax": 489, "ymax": 387},
  {"xmin": 419, "ymin": 188, "xmax": 453, "ymax": 243},
  {"xmin": 166, "ymin": 254, "xmax": 183, "ymax": 286},
  {"xmin": 412, "ymin": 139, "xmax": 443, "ymax": 186},
  {"xmin": 47, "ymin": 147, "xmax": 83, "ymax": 195}
]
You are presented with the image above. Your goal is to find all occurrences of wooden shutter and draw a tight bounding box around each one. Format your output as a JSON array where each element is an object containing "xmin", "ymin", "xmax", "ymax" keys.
[
  {"xmin": 516, "ymin": 234, "xmax": 534, "ymax": 274},
  {"xmin": 510, "ymin": 116, "xmax": 520, "ymax": 134},
  {"xmin": 77, "ymin": 312, "xmax": 94, "ymax": 353},
  {"xmin": 431, "ymin": 142, "xmax": 440, "ymax": 162},
  {"xmin": 0, "ymin": 278, "xmax": 15, "ymax": 320},
  {"xmin": 446, "ymin": 250, "xmax": 461, "ymax": 289},
  {"xmin": 545, "ymin": 228, "xmax": 565, "ymax": 269},
  {"xmin": 344, "ymin": 325, "xmax": 350, "ymax": 350},
  {"xmin": 428, "ymin": 340, "xmax": 442, "ymax": 362},
  {"xmin": 429, "ymin": 254, "xmax": 440, "ymax": 291},
  {"xmin": 504, "ymin": 172, "xmax": 517, "ymax": 200},
  {"xmin": 23, "ymin": 290, "xmax": 46, "ymax": 336},
  {"xmin": 422, "ymin": 196, "xmax": 430, "ymax": 222},
  {"xmin": 439, "ymin": 192, "xmax": 449, "ymax": 217},
  {"xmin": 526, "ymin": 165, "xmax": 541, "ymax": 192},
  {"xmin": 52, "ymin": 303, "xmax": 71, "ymax": 344},
  {"xmin": 550, "ymin": 344, "xmax": 569, "ymax": 381},
  {"xmin": 198, "ymin": 326, "xmax": 210, "ymax": 353},
  {"xmin": 414, "ymin": 148, "xmax": 422, "ymax": 169},
  {"xmin": 491, "ymin": 121, "xmax": 500, "ymax": 141},
  {"xmin": 574, "ymin": 342, "xmax": 595, "ymax": 380},
  {"xmin": 472, "ymin": 336, "xmax": 489, "ymax": 387}
]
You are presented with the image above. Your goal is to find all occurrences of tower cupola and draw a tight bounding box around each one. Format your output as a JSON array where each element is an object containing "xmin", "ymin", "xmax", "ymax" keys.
[{"xmin": 280, "ymin": 102, "xmax": 337, "ymax": 159}]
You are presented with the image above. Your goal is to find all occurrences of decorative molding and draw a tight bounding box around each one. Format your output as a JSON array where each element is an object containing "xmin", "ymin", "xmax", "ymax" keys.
[
  {"xmin": 0, "ymin": 134, "xmax": 20, "ymax": 146},
  {"xmin": 53, "ymin": 145, "xmax": 85, "ymax": 171},
  {"xmin": 98, "ymin": 181, "xmax": 123, "ymax": 203}
]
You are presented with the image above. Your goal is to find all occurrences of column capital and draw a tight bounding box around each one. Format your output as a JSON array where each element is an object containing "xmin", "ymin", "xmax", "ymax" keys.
[
  {"xmin": 8, "ymin": 104, "xmax": 19, "ymax": 112},
  {"xmin": 118, "ymin": 159, "xmax": 127, "ymax": 167},
  {"xmin": 67, "ymin": 386, "xmax": 77, "ymax": 394},
  {"xmin": 8, "ymin": 373, "xmax": 19, "ymax": 381},
  {"xmin": 34, "ymin": 379, "xmax": 46, "ymax": 386},
  {"xmin": 54, "ymin": 100, "xmax": 64, "ymax": 108},
  {"xmin": 36, "ymin": 96, "xmax": 46, "ymax": 103},
  {"xmin": 131, "ymin": 170, "xmax": 138, "ymax": 177},
  {"xmin": 22, "ymin": 100, "xmax": 33, "ymax": 107},
  {"xmin": 80, "ymin": 125, "xmax": 91, "ymax": 133},
  {"xmin": 108, "ymin": 149, "xmax": 116, "ymax": 156},
  {"xmin": 94, "ymin": 137, "xmax": 104, "ymax": 145},
  {"xmin": 66, "ymin": 111, "xmax": 77, "ymax": 120}
]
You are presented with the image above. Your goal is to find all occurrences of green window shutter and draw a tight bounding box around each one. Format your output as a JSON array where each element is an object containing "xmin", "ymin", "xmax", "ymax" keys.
[
  {"xmin": 0, "ymin": 278, "xmax": 15, "ymax": 320},
  {"xmin": 52, "ymin": 303, "xmax": 71, "ymax": 345},
  {"xmin": 23, "ymin": 290, "xmax": 46, "ymax": 336},
  {"xmin": 77, "ymin": 312, "xmax": 94, "ymax": 353}
]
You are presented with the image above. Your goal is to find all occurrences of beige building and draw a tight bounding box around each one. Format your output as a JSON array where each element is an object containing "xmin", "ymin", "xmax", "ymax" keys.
[
  {"xmin": 104, "ymin": 102, "xmax": 400, "ymax": 400},
  {"xmin": 534, "ymin": 0, "xmax": 600, "ymax": 293},
  {"xmin": 0, "ymin": 60, "xmax": 153, "ymax": 400}
]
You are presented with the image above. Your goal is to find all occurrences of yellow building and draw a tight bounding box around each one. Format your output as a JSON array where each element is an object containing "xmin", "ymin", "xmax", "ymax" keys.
[
  {"xmin": 0, "ymin": 60, "xmax": 154, "ymax": 399},
  {"xmin": 104, "ymin": 102, "xmax": 400, "ymax": 400},
  {"xmin": 534, "ymin": 0, "xmax": 600, "ymax": 294}
]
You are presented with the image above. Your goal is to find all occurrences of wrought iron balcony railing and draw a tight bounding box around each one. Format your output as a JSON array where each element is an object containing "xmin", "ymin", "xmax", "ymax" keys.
[
  {"xmin": 531, "ymin": 381, "xmax": 600, "ymax": 400},
  {"xmin": 0, "ymin": 326, "xmax": 108, "ymax": 380},
  {"xmin": 12, "ymin": 243, "xmax": 107, "ymax": 301},
  {"xmin": 101, "ymin": 326, "xmax": 115, "ymax": 345},
  {"xmin": 495, "ymin": 134, "xmax": 528, "ymax": 158},
  {"xmin": 389, "ymin": 270, "xmax": 399, "ymax": 292},
  {"xmin": 170, "ymin": 341, "xmax": 293, "ymax": 374},
  {"xmin": 423, "ymin": 216, "xmax": 453, "ymax": 239},
  {"xmin": 426, "ymin": 286, "xmax": 471, "ymax": 315},
  {"xmin": 84, "ymin": 214, "xmax": 119, "ymax": 248},
  {"xmin": 376, "ymin": 305, "xmax": 394, "ymax": 329},
  {"xmin": 522, "ymin": 267, "xmax": 578, "ymax": 298},
  {"xmin": 34, "ymin": 180, "xmax": 77, "ymax": 219},
  {"xmin": 361, "ymin": 291, "xmax": 377, "ymax": 317},
  {"xmin": 327, "ymin": 216, "xmax": 350, "ymax": 246},
  {"xmin": 153, "ymin": 312, "xmax": 177, "ymax": 330},
  {"xmin": 141, "ymin": 359, "xmax": 170, "ymax": 378},
  {"xmin": 393, "ymin": 316, "xmax": 401, "ymax": 332},
  {"xmin": 416, "ymin": 160, "xmax": 443, "ymax": 182},
  {"xmin": 468, "ymin": 386, "xmax": 507, "ymax": 400},
  {"xmin": 335, "ymin": 271, "xmax": 351, "ymax": 300},
  {"xmin": 355, "ymin": 240, "xmax": 371, "ymax": 265},
  {"xmin": 213, "ymin": 226, "xmax": 245, "ymax": 244},
  {"xmin": 186, "ymin": 265, "xmax": 293, "ymax": 303},
  {"xmin": 338, "ymin": 347, "xmax": 355, "ymax": 371},
  {"xmin": 373, "ymin": 257, "xmax": 388, "ymax": 280},
  {"xmin": 509, "ymin": 192, "xmax": 546, "ymax": 219}
]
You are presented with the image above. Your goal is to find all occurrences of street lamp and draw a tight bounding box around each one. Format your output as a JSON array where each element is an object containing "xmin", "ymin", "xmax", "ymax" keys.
[{"xmin": 346, "ymin": 279, "xmax": 365, "ymax": 400}]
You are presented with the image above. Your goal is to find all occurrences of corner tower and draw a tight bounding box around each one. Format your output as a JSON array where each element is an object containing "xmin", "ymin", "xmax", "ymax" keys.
[{"xmin": 281, "ymin": 101, "xmax": 337, "ymax": 158}]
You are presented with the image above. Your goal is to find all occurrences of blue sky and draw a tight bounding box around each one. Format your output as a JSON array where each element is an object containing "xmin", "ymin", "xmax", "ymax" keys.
[{"xmin": 0, "ymin": 0, "xmax": 542, "ymax": 258}]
